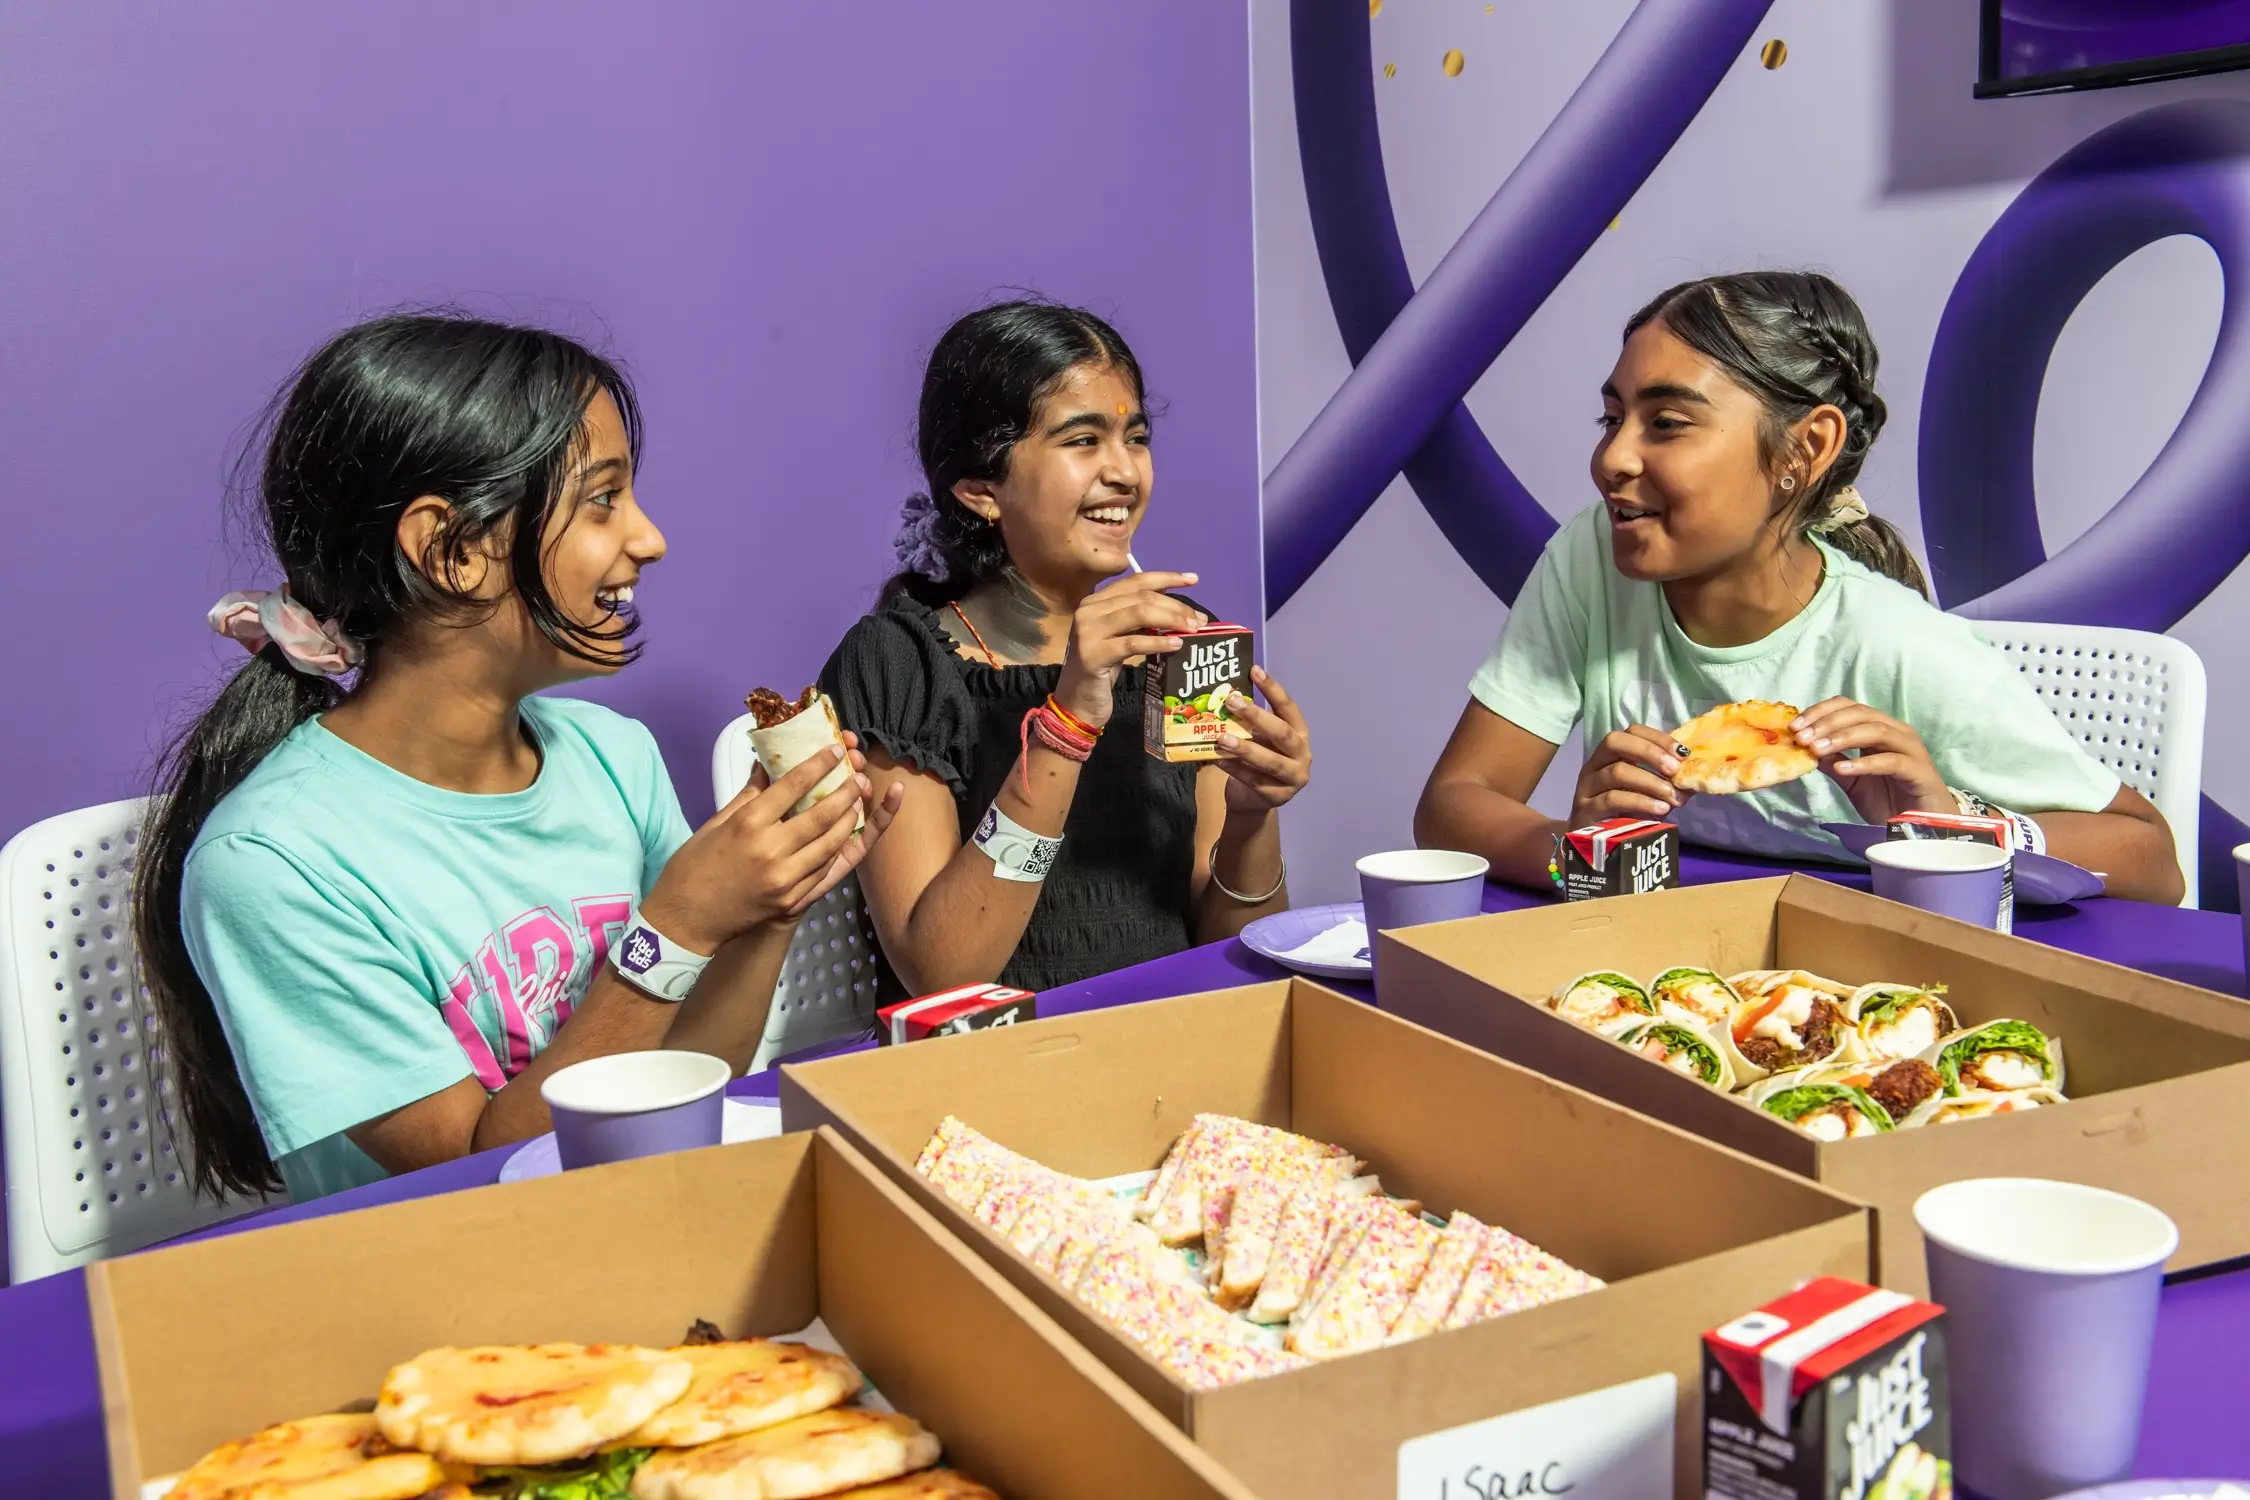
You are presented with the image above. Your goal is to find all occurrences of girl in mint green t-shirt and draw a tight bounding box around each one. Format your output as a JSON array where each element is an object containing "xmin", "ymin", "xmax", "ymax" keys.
[
  {"xmin": 1417, "ymin": 271, "xmax": 2183, "ymax": 906},
  {"xmin": 135, "ymin": 316, "xmax": 903, "ymax": 1202}
]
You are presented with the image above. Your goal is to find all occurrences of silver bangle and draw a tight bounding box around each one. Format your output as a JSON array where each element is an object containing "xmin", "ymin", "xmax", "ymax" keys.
[{"xmin": 1208, "ymin": 845, "xmax": 1285, "ymax": 905}]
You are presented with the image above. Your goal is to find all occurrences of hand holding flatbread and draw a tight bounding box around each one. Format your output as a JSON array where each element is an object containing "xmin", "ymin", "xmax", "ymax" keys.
[
  {"xmin": 1789, "ymin": 696, "xmax": 1955, "ymax": 824},
  {"xmin": 1570, "ymin": 725, "xmax": 1692, "ymax": 824},
  {"xmin": 1668, "ymin": 701, "xmax": 1819, "ymax": 795}
]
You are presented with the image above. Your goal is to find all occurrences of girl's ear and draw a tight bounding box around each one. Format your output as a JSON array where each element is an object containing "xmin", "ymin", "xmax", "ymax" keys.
[
  {"xmin": 1793, "ymin": 404, "xmax": 1850, "ymax": 489},
  {"xmin": 950, "ymin": 477, "xmax": 1002, "ymax": 525},
  {"xmin": 396, "ymin": 494, "xmax": 499, "ymax": 597}
]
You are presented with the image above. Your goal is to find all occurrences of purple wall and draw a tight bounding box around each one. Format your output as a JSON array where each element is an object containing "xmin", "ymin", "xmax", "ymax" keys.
[{"xmin": 0, "ymin": 1, "xmax": 1257, "ymax": 842}]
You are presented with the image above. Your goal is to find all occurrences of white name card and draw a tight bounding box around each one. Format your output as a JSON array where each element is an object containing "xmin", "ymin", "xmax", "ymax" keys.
[{"xmin": 1397, "ymin": 1372, "xmax": 1677, "ymax": 1500}]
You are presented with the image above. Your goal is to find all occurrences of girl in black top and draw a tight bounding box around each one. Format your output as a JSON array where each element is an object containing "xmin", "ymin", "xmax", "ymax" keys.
[{"xmin": 821, "ymin": 301, "xmax": 1316, "ymax": 996}]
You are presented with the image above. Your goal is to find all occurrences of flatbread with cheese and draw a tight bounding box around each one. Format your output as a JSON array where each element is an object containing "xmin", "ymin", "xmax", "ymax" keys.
[
  {"xmin": 831, "ymin": 1473, "xmax": 1000, "ymax": 1499},
  {"xmin": 169, "ymin": 1412, "xmax": 455, "ymax": 1500},
  {"xmin": 629, "ymin": 1407, "xmax": 941, "ymax": 1500},
  {"xmin": 376, "ymin": 1342, "xmax": 693, "ymax": 1467},
  {"xmin": 1670, "ymin": 700, "xmax": 1818, "ymax": 795},
  {"xmin": 625, "ymin": 1339, "xmax": 861, "ymax": 1448}
]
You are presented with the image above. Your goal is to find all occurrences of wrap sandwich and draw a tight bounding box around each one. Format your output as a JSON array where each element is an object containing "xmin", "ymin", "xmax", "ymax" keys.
[
  {"xmin": 745, "ymin": 685, "xmax": 862, "ymax": 832},
  {"xmin": 1848, "ymin": 983, "xmax": 1958, "ymax": 1064},
  {"xmin": 1930, "ymin": 1018, "xmax": 2065, "ymax": 1097},
  {"xmin": 1720, "ymin": 974, "xmax": 1850, "ymax": 1083},
  {"xmin": 1547, "ymin": 971, "xmax": 1658, "ymax": 1035},
  {"xmin": 1758, "ymin": 1082, "xmax": 1894, "ymax": 1141},
  {"xmin": 1746, "ymin": 1057, "xmax": 1943, "ymax": 1123},
  {"xmin": 1614, "ymin": 1020, "xmax": 1733, "ymax": 1089},
  {"xmin": 1905, "ymin": 1086, "xmax": 2067, "ymax": 1127},
  {"xmin": 1648, "ymin": 965, "xmax": 1744, "ymax": 1028}
]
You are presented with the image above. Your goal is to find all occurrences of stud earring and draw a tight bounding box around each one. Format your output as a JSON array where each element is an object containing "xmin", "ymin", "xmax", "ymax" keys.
[{"xmin": 1779, "ymin": 476, "xmax": 1797, "ymax": 492}]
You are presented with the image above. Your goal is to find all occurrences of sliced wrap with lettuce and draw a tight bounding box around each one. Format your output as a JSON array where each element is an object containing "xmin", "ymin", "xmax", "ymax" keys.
[
  {"xmin": 1649, "ymin": 966, "xmax": 1744, "ymax": 1029},
  {"xmin": 1548, "ymin": 971, "xmax": 1657, "ymax": 1035},
  {"xmin": 1848, "ymin": 983, "xmax": 1958, "ymax": 1063},
  {"xmin": 1758, "ymin": 1083, "xmax": 1894, "ymax": 1141},
  {"xmin": 1930, "ymin": 1019, "xmax": 2065, "ymax": 1097},
  {"xmin": 1615, "ymin": 1020, "xmax": 1733, "ymax": 1090},
  {"xmin": 1905, "ymin": 1086, "xmax": 2068, "ymax": 1128}
]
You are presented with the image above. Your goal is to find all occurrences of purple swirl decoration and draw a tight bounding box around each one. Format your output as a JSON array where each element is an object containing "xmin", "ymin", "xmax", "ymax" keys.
[
  {"xmin": 1267, "ymin": 0, "xmax": 1777, "ymax": 608},
  {"xmin": 1921, "ymin": 99, "xmax": 2250, "ymax": 907}
]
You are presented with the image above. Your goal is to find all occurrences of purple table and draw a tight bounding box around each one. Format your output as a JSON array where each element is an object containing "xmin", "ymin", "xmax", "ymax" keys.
[{"xmin": 4, "ymin": 855, "xmax": 2244, "ymax": 1496}]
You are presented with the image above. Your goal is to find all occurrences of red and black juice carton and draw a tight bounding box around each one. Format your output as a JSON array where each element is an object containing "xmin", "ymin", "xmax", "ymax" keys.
[
  {"xmin": 1556, "ymin": 817, "xmax": 1680, "ymax": 901},
  {"xmin": 1705, "ymin": 1277, "xmax": 1951, "ymax": 1500},
  {"xmin": 1885, "ymin": 811, "xmax": 2014, "ymax": 934},
  {"xmin": 876, "ymin": 984, "xmax": 1037, "ymax": 1045},
  {"xmin": 1144, "ymin": 622, "xmax": 1255, "ymax": 762}
]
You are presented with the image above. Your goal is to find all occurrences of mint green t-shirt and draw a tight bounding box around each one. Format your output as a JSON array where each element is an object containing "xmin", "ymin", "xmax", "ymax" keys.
[
  {"xmin": 181, "ymin": 695, "xmax": 693, "ymax": 1201},
  {"xmin": 1469, "ymin": 503, "xmax": 2120, "ymax": 862}
]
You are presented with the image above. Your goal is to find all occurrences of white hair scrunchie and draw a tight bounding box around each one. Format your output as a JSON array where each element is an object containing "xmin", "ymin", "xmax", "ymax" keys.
[
  {"xmin": 207, "ymin": 588, "xmax": 364, "ymax": 677},
  {"xmin": 1809, "ymin": 485, "xmax": 1870, "ymax": 535}
]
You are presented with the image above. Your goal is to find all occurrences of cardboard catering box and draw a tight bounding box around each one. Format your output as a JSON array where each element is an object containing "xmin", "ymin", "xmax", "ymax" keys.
[
  {"xmin": 779, "ymin": 977, "xmax": 1873, "ymax": 1500},
  {"xmin": 1377, "ymin": 874, "xmax": 2250, "ymax": 1295},
  {"xmin": 88, "ymin": 1128, "xmax": 1258, "ymax": 1500}
]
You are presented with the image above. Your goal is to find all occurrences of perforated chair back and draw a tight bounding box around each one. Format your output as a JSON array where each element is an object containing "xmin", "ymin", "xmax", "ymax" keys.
[
  {"xmin": 711, "ymin": 714, "xmax": 883, "ymax": 1070},
  {"xmin": 1972, "ymin": 622, "xmax": 2207, "ymax": 908},
  {"xmin": 0, "ymin": 800, "xmax": 262, "ymax": 1282}
]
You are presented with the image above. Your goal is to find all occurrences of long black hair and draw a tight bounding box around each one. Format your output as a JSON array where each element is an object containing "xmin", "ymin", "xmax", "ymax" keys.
[
  {"xmin": 887, "ymin": 299, "xmax": 1146, "ymax": 605},
  {"xmin": 136, "ymin": 313, "xmax": 643, "ymax": 1198},
  {"xmin": 1625, "ymin": 270, "xmax": 1929, "ymax": 597}
]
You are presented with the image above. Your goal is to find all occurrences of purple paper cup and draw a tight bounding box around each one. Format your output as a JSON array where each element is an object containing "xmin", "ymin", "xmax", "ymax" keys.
[
  {"xmin": 2234, "ymin": 842, "xmax": 2249, "ymax": 978},
  {"xmin": 539, "ymin": 1050, "xmax": 732, "ymax": 1171},
  {"xmin": 1916, "ymin": 1178, "xmax": 2180, "ymax": 1500},
  {"xmin": 1866, "ymin": 839, "xmax": 2010, "ymax": 928},
  {"xmin": 1358, "ymin": 849, "xmax": 1490, "ymax": 1001}
]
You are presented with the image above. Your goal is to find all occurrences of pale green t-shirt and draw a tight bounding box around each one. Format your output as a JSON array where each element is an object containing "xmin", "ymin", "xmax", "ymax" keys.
[
  {"xmin": 181, "ymin": 695, "xmax": 693, "ymax": 1201},
  {"xmin": 1469, "ymin": 503, "xmax": 2120, "ymax": 862}
]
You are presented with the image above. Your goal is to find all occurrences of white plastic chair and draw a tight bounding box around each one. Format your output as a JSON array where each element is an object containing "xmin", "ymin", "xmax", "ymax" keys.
[
  {"xmin": 1972, "ymin": 622, "xmax": 2207, "ymax": 908},
  {"xmin": 0, "ymin": 800, "xmax": 264, "ymax": 1282},
  {"xmin": 712, "ymin": 714, "xmax": 884, "ymax": 1070}
]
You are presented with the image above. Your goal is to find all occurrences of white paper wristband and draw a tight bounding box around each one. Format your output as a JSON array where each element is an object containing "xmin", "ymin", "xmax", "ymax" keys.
[
  {"xmin": 971, "ymin": 803, "xmax": 1062, "ymax": 883},
  {"xmin": 609, "ymin": 907, "xmax": 712, "ymax": 1001}
]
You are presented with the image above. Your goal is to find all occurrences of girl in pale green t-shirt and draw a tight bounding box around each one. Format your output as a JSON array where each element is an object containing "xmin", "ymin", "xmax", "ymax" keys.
[
  {"xmin": 1417, "ymin": 271, "xmax": 2183, "ymax": 905},
  {"xmin": 135, "ymin": 315, "xmax": 903, "ymax": 1202}
]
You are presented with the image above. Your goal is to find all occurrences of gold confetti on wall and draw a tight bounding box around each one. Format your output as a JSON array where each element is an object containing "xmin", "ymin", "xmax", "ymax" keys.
[
  {"xmin": 1609, "ymin": 216, "xmax": 1621, "ymax": 232},
  {"xmin": 1761, "ymin": 38, "xmax": 1788, "ymax": 69},
  {"xmin": 1369, "ymin": 0, "xmax": 1381, "ymax": 15},
  {"xmin": 1383, "ymin": 61, "xmax": 1397, "ymax": 78},
  {"xmin": 1442, "ymin": 48, "xmax": 1465, "ymax": 77},
  {"xmin": 1486, "ymin": 4, "xmax": 1494, "ymax": 11}
]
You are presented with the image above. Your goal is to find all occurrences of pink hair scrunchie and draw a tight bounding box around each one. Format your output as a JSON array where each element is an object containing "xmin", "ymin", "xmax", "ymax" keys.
[{"xmin": 207, "ymin": 589, "xmax": 364, "ymax": 677}]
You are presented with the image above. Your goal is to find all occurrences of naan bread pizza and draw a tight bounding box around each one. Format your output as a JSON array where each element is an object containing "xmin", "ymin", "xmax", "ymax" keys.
[
  {"xmin": 624, "ymin": 1339, "xmax": 863, "ymax": 1448},
  {"xmin": 376, "ymin": 1342, "xmax": 694, "ymax": 1466},
  {"xmin": 838, "ymin": 1473, "xmax": 1001, "ymax": 1499},
  {"xmin": 167, "ymin": 1412, "xmax": 457, "ymax": 1500},
  {"xmin": 1669, "ymin": 700, "xmax": 1818, "ymax": 795},
  {"xmin": 629, "ymin": 1407, "xmax": 941, "ymax": 1500}
]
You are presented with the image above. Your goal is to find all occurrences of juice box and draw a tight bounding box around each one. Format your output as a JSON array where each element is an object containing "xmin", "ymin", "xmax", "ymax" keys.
[
  {"xmin": 1144, "ymin": 622, "xmax": 1254, "ymax": 763},
  {"xmin": 1557, "ymin": 817, "xmax": 1680, "ymax": 901},
  {"xmin": 1704, "ymin": 1277, "xmax": 1951, "ymax": 1500},
  {"xmin": 877, "ymin": 984, "xmax": 1038, "ymax": 1044}
]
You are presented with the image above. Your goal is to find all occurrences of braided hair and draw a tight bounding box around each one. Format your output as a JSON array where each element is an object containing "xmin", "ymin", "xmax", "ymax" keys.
[{"xmin": 1624, "ymin": 271, "xmax": 1928, "ymax": 597}]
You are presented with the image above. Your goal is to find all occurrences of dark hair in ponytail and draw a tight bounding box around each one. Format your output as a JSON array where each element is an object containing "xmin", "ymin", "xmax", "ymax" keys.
[
  {"xmin": 136, "ymin": 313, "xmax": 643, "ymax": 1198},
  {"xmin": 886, "ymin": 298, "xmax": 1146, "ymax": 605},
  {"xmin": 1625, "ymin": 270, "xmax": 1928, "ymax": 598}
]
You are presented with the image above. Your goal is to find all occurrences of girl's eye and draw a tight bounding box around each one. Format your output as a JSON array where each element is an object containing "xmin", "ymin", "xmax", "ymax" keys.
[
  {"xmin": 584, "ymin": 489, "xmax": 618, "ymax": 510},
  {"xmin": 1651, "ymin": 416, "xmax": 1688, "ymax": 433},
  {"xmin": 1595, "ymin": 413, "xmax": 1623, "ymax": 431}
]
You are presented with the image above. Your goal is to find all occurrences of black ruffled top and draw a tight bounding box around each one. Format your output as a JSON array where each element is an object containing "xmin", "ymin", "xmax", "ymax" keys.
[{"xmin": 818, "ymin": 592, "xmax": 1202, "ymax": 997}]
